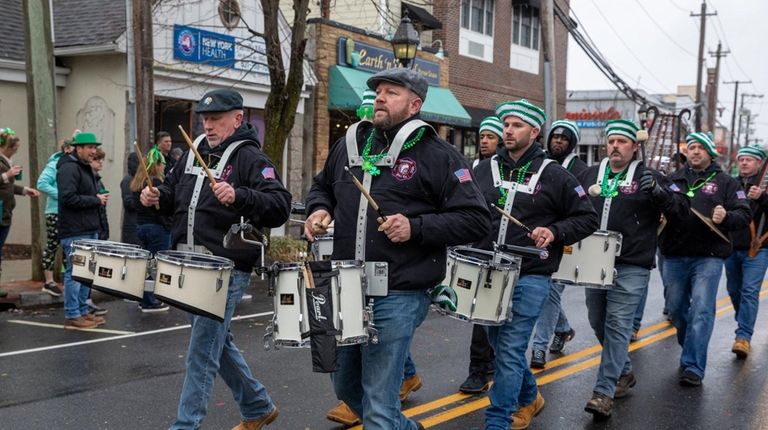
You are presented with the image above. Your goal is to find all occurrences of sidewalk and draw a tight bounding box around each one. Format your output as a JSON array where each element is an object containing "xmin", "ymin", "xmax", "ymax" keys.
[{"xmin": 0, "ymin": 259, "xmax": 64, "ymax": 308}]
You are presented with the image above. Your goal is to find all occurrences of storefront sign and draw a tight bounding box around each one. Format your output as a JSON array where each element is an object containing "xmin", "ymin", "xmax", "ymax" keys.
[
  {"xmin": 565, "ymin": 107, "xmax": 622, "ymax": 128},
  {"xmin": 337, "ymin": 37, "xmax": 440, "ymax": 86},
  {"xmin": 173, "ymin": 24, "xmax": 268, "ymax": 74}
]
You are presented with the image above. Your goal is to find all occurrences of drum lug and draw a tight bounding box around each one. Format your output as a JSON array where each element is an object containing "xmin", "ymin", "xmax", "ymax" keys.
[
  {"xmin": 177, "ymin": 273, "xmax": 185, "ymax": 289},
  {"xmin": 574, "ymin": 266, "xmax": 579, "ymax": 282},
  {"xmin": 215, "ymin": 274, "xmax": 224, "ymax": 292},
  {"xmin": 601, "ymin": 268, "xmax": 606, "ymax": 281},
  {"xmin": 603, "ymin": 240, "xmax": 609, "ymax": 252},
  {"xmin": 88, "ymin": 256, "xmax": 97, "ymax": 274}
]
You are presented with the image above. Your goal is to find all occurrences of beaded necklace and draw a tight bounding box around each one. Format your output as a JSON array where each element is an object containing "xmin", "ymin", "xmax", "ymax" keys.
[
  {"xmin": 360, "ymin": 128, "xmax": 425, "ymax": 176},
  {"xmin": 497, "ymin": 160, "xmax": 533, "ymax": 206},
  {"xmin": 686, "ymin": 171, "xmax": 717, "ymax": 197},
  {"xmin": 600, "ymin": 167, "xmax": 629, "ymax": 198}
]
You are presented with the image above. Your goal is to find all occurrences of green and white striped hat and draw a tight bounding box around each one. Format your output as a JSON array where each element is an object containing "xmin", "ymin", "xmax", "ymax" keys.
[
  {"xmin": 686, "ymin": 131, "xmax": 719, "ymax": 159},
  {"xmin": 550, "ymin": 119, "xmax": 580, "ymax": 144},
  {"xmin": 361, "ymin": 89, "xmax": 376, "ymax": 107},
  {"xmin": 737, "ymin": 144, "xmax": 766, "ymax": 160},
  {"xmin": 605, "ymin": 119, "xmax": 640, "ymax": 142},
  {"xmin": 495, "ymin": 99, "xmax": 546, "ymax": 129},
  {"xmin": 479, "ymin": 116, "xmax": 504, "ymax": 138}
]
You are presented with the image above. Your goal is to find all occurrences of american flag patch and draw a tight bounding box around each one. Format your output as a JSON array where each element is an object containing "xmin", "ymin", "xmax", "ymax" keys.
[
  {"xmin": 261, "ymin": 167, "xmax": 275, "ymax": 179},
  {"xmin": 454, "ymin": 168, "xmax": 472, "ymax": 183},
  {"xmin": 574, "ymin": 185, "xmax": 586, "ymax": 197},
  {"xmin": 737, "ymin": 190, "xmax": 746, "ymax": 199},
  {"xmin": 670, "ymin": 183, "xmax": 681, "ymax": 192}
]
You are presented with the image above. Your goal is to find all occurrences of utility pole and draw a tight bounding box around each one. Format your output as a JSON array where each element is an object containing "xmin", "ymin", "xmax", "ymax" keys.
[
  {"xmin": 540, "ymin": 0, "xmax": 557, "ymax": 130},
  {"xmin": 691, "ymin": 0, "xmax": 717, "ymax": 131},
  {"xmin": 23, "ymin": 0, "xmax": 58, "ymax": 281},
  {"xmin": 133, "ymin": 0, "xmax": 154, "ymax": 152},
  {"xmin": 724, "ymin": 80, "xmax": 750, "ymax": 166},
  {"xmin": 745, "ymin": 113, "xmax": 758, "ymax": 146},
  {"xmin": 739, "ymin": 93, "xmax": 764, "ymax": 147},
  {"xmin": 707, "ymin": 41, "xmax": 729, "ymax": 132}
]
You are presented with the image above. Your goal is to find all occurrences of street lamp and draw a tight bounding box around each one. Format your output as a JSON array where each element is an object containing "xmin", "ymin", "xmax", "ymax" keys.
[{"xmin": 391, "ymin": 11, "xmax": 419, "ymax": 68}]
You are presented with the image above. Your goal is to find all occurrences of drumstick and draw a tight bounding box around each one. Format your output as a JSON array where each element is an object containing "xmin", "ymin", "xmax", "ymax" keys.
[
  {"xmin": 492, "ymin": 205, "xmax": 533, "ymax": 234},
  {"xmin": 691, "ymin": 207, "xmax": 731, "ymax": 243},
  {"xmin": 344, "ymin": 166, "xmax": 388, "ymax": 223},
  {"xmin": 133, "ymin": 141, "xmax": 160, "ymax": 210},
  {"xmin": 178, "ymin": 125, "xmax": 217, "ymax": 187}
]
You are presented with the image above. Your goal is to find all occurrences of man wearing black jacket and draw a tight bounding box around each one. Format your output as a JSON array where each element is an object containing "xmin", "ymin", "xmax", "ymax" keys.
[
  {"xmin": 305, "ymin": 68, "xmax": 490, "ymax": 430},
  {"xmin": 576, "ymin": 119, "xmax": 690, "ymax": 418},
  {"xmin": 724, "ymin": 144, "xmax": 768, "ymax": 359},
  {"xmin": 473, "ymin": 100, "xmax": 597, "ymax": 430},
  {"xmin": 659, "ymin": 132, "xmax": 750, "ymax": 387},
  {"xmin": 141, "ymin": 89, "xmax": 291, "ymax": 430}
]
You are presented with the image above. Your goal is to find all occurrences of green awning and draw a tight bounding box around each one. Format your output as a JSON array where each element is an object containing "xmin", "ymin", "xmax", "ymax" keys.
[{"xmin": 328, "ymin": 65, "xmax": 472, "ymax": 127}]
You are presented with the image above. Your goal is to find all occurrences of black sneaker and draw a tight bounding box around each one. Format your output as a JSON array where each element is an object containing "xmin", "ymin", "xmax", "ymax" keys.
[
  {"xmin": 550, "ymin": 328, "xmax": 576, "ymax": 353},
  {"xmin": 139, "ymin": 301, "xmax": 170, "ymax": 313},
  {"xmin": 87, "ymin": 299, "xmax": 108, "ymax": 316},
  {"xmin": 530, "ymin": 349, "xmax": 546, "ymax": 369},
  {"xmin": 459, "ymin": 372, "xmax": 493, "ymax": 394},
  {"xmin": 679, "ymin": 370, "xmax": 702, "ymax": 387},
  {"xmin": 42, "ymin": 282, "xmax": 63, "ymax": 297}
]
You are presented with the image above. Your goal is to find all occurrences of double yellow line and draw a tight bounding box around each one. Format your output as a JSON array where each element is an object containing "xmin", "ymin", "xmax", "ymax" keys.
[{"xmin": 349, "ymin": 288, "xmax": 765, "ymax": 429}]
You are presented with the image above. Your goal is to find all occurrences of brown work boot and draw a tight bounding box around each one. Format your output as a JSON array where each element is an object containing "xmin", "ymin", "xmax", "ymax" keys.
[
  {"xmin": 83, "ymin": 313, "xmax": 106, "ymax": 326},
  {"xmin": 732, "ymin": 338, "xmax": 750, "ymax": 359},
  {"xmin": 511, "ymin": 391, "xmax": 545, "ymax": 429},
  {"xmin": 326, "ymin": 401, "xmax": 360, "ymax": 426},
  {"xmin": 584, "ymin": 391, "xmax": 613, "ymax": 418},
  {"xmin": 64, "ymin": 316, "xmax": 98, "ymax": 330},
  {"xmin": 614, "ymin": 372, "xmax": 637, "ymax": 399},
  {"xmin": 400, "ymin": 374, "xmax": 423, "ymax": 401},
  {"xmin": 231, "ymin": 407, "xmax": 278, "ymax": 430}
]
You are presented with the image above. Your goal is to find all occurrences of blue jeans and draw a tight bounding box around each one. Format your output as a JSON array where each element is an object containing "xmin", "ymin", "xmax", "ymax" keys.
[
  {"xmin": 403, "ymin": 353, "xmax": 416, "ymax": 379},
  {"xmin": 531, "ymin": 280, "xmax": 571, "ymax": 352},
  {"xmin": 137, "ymin": 223, "xmax": 171, "ymax": 306},
  {"xmin": 663, "ymin": 256, "xmax": 723, "ymax": 379},
  {"xmin": 485, "ymin": 275, "xmax": 551, "ymax": 430},
  {"xmin": 61, "ymin": 233, "xmax": 98, "ymax": 320},
  {"xmin": 332, "ymin": 290, "xmax": 430, "ymax": 430},
  {"xmin": 585, "ymin": 265, "xmax": 650, "ymax": 397},
  {"xmin": 171, "ymin": 270, "xmax": 273, "ymax": 429},
  {"xmin": 725, "ymin": 249, "xmax": 768, "ymax": 341},
  {"xmin": 632, "ymin": 284, "xmax": 649, "ymax": 332}
]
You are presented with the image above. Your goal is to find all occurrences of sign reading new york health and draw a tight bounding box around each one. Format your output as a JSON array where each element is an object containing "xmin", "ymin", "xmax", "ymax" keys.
[{"xmin": 174, "ymin": 24, "xmax": 235, "ymax": 68}]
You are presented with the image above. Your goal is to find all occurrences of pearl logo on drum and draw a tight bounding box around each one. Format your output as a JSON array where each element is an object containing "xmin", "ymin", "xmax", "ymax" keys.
[
  {"xmin": 158, "ymin": 273, "xmax": 172, "ymax": 285},
  {"xmin": 98, "ymin": 266, "xmax": 113, "ymax": 279}
]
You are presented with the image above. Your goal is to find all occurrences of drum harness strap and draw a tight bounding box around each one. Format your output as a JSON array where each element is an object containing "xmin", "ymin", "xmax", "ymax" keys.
[
  {"xmin": 561, "ymin": 153, "xmax": 577, "ymax": 171},
  {"xmin": 595, "ymin": 158, "xmax": 641, "ymax": 231},
  {"xmin": 181, "ymin": 134, "xmax": 247, "ymax": 253}
]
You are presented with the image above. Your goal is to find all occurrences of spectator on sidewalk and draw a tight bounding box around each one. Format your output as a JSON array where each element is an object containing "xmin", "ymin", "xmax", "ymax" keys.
[
  {"xmin": 119, "ymin": 152, "xmax": 141, "ymax": 245},
  {"xmin": 36, "ymin": 138, "xmax": 74, "ymax": 296},
  {"xmin": 154, "ymin": 131, "xmax": 176, "ymax": 175},
  {"xmin": 85, "ymin": 148, "xmax": 110, "ymax": 316}
]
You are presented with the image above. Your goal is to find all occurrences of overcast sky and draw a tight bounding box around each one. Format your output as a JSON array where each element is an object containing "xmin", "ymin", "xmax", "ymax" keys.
[{"xmin": 565, "ymin": 0, "xmax": 767, "ymax": 144}]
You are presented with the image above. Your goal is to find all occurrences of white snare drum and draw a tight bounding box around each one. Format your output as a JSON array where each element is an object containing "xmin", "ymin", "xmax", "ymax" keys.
[
  {"xmin": 153, "ymin": 251, "xmax": 234, "ymax": 321},
  {"xmin": 70, "ymin": 240, "xmax": 140, "ymax": 284},
  {"xmin": 270, "ymin": 262, "xmax": 310, "ymax": 348},
  {"xmin": 442, "ymin": 247, "xmax": 521, "ymax": 325},
  {"xmin": 90, "ymin": 244, "xmax": 152, "ymax": 301},
  {"xmin": 332, "ymin": 260, "xmax": 368, "ymax": 346},
  {"xmin": 311, "ymin": 235, "xmax": 334, "ymax": 261},
  {"xmin": 551, "ymin": 230, "xmax": 623, "ymax": 289}
]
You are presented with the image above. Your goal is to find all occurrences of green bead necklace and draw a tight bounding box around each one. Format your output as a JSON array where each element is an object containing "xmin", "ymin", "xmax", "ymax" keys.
[
  {"xmin": 497, "ymin": 160, "xmax": 533, "ymax": 206},
  {"xmin": 360, "ymin": 128, "xmax": 425, "ymax": 176},
  {"xmin": 686, "ymin": 171, "xmax": 717, "ymax": 197},
  {"xmin": 600, "ymin": 167, "xmax": 629, "ymax": 198}
]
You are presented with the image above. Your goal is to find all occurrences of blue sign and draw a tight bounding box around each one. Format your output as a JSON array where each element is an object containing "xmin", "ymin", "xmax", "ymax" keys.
[
  {"xmin": 337, "ymin": 37, "xmax": 441, "ymax": 86},
  {"xmin": 174, "ymin": 25, "xmax": 235, "ymax": 68}
]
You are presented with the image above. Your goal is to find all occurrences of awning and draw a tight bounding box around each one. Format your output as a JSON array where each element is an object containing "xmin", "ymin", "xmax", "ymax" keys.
[
  {"xmin": 402, "ymin": 3, "xmax": 442, "ymax": 31},
  {"xmin": 328, "ymin": 65, "xmax": 472, "ymax": 127}
]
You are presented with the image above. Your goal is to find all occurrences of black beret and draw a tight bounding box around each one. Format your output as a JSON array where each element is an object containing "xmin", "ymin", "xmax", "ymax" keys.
[
  {"xmin": 194, "ymin": 89, "xmax": 244, "ymax": 113},
  {"xmin": 366, "ymin": 68, "xmax": 428, "ymax": 101}
]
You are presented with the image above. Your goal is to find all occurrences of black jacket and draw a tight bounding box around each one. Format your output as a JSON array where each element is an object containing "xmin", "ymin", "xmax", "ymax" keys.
[
  {"xmin": 306, "ymin": 117, "xmax": 491, "ymax": 291},
  {"xmin": 156, "ymin": 123, "xmax": 291, "ymax": 271},
  {"xmin": 473, "ymin": 143, "xmax": 598, "ymax": 275},
  {"xmin": 135, "ymin": 177, "xmax": 171, "ymax": 228},
  {"xmin": 730, "ymin": 174, "xmax": 768, "ymax": 250},
  {"xmin": 659, "ymin": 162, "xmax": 751, "ymax": 258},
  {"xmin": 577, "ymin": 163, "xmax": 690, "ymax": 268},
  {"xmin": 56, "ymin": 153, "xmax": 104, "ymax": 239},
  {"xmin": 120, "ymin": 152, "xmax": 140, "ymax": 244}
]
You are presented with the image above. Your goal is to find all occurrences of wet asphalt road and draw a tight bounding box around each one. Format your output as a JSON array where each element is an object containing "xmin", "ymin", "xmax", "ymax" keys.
[{"xmin": 1, "ymin": 269, "xmax": 768, "ymax": 430}]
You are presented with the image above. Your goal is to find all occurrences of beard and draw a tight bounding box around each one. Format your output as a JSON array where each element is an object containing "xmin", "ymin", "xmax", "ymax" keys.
[{"xmin": 373, "ymin": 107, "xmax": 409, "ymax": 129}]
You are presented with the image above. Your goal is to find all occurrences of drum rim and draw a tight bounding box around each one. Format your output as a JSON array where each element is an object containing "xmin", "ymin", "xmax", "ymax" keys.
[
  {"xmin": 332, "ymin": 259, "xmax": 364, "ymax": 268},
  {"xmin": 448, "ymin": 246, "xmax": 519, "ymax": 268},
  {"xmin": 94, "ymin": 247, "xmax": 151, "ymax": 259},
  {"xmin": 155, "ymin": 250, "xmax": 234, "ymax": 269},
  {"xmin": 72, "ymin": 240, "xmax": 142, "ymax": 250}
]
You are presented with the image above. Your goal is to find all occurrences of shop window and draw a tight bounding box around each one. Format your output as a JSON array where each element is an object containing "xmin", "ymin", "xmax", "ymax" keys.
[
  {"xmin": 510, "ymin": 3, "xmax": 540, "ymax": 74},
  {"xmin": 459, "ymin": 0, "xmax": 494, "ymax": 63}
]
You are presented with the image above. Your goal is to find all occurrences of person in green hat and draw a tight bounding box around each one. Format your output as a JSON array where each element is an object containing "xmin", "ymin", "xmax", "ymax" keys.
[{"xmin": 57, "ymin": 131, "xmax": 110, "ymax": 329}]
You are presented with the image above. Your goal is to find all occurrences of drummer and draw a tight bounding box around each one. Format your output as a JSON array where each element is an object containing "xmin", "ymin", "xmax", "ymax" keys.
[
  {"xmin": 472, "ymin": 99, "xmax": 597, "ymax": 430},
  {"xmin": 304, "ymin": 68, "xmax": 490, "ymax": 429},
  {"xmin": 140, "ymin": 89, "xmax": 291, "ymax": 430},
  {"xmin": 575, "ymin": 119, "xmax": 689, "ymax": 418}
]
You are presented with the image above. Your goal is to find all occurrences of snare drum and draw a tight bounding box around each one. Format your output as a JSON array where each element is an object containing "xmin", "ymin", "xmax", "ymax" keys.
[
  {"xmin": 442, "ymin": 247, "xmax": 521, "ymax": 325},
  {"xmin": 70, "ymin": 240, "xmax": 140, "ymax": 285},
  {"xmin": 153, "ymin": 251, "xmax": 234, "ymax": 321},
  {"xmin": 332, "ymin": 260, "xmax": 368, "ymax": 346},
  {"xmin": 551, "ymin": 230, "xmax": 623, "ymax": 289},
  {"xmin": 311, "ymin": 235, "xmax": 334, "ymax": 261},
  {"xmin": 270, "ymin": 262, "xmax": 310, "ymax": 348},
  {"xmin": 90, "ymin": 244, "xmax": 151, "ymax": 301}
]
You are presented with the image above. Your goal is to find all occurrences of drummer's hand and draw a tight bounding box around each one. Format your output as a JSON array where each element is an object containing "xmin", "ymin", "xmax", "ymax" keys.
[
  {"xmin": 140, "ymin": 186, "xmax": 160, "ymax": 207},
  {"xmin": 712, "ymin": 205, "xmax": 726, "ymax": 224},
  {"xmin": 528, "ymin": 227, "xmax": 554, "ymax": 249},
  {"xmin": 305, "ymin": 209, "xmax": 332, "ymax": 241},
  {"xmin": 747, "ymin": 185, "xmax": 762, "ymax": 200},
  {"xmin": 378, "ymin": 213, "xmax": 411, "ymax": 243},
  {"xmin": 212, "ymin": 181, "xmax": 235, "ymax": 205}
]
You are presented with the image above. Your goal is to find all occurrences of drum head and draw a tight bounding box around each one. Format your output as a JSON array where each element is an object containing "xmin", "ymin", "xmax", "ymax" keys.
[{"xmin": 155, "ymin": 250, "xmax": 234, "ymax": 270}]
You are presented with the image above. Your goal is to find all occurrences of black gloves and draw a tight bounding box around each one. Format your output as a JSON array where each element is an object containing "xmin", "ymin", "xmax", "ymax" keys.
[{"xmin": 639, "ymin": 170, "xmax": 671, "ymax": 205}]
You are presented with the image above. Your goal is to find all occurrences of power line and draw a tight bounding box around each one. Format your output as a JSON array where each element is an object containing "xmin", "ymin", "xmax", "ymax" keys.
[{"xmin": 632, "ymin": 0, "xmax": 696, "ymax": 58}]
